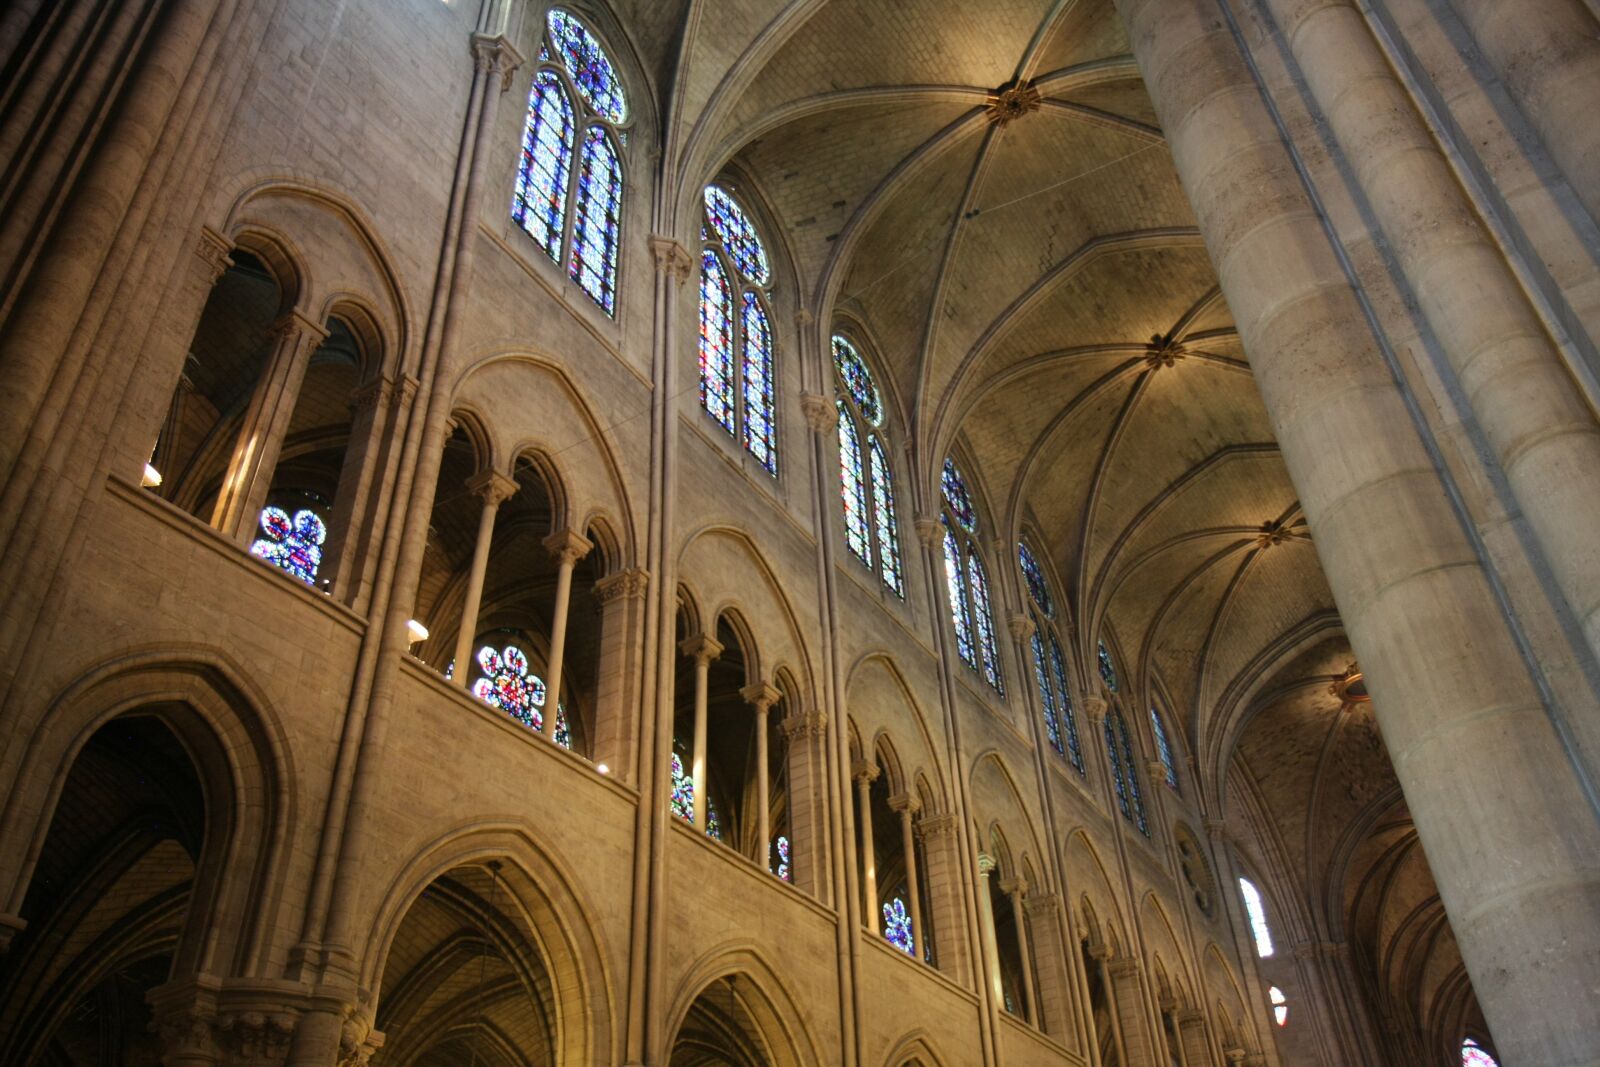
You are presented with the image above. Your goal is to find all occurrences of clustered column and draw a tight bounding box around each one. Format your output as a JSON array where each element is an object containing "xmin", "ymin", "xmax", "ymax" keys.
[
  {"xmin": 679, "ymin": 634, "xmax": 722, "ymax": 832},
  {"xmin": 1106, "ymin": 956, "xmax": 1158, "ymax": 1067},
  {"xmin": 780, "ymin": 707, "xmax": 829, "ymax": 895},
  {"xmin": 449, "ymin": 470, "xmax": 519, "ymax": 684},
  {"xmin": 590, "ymin": 568, "xmax": 648, "ymax": 781},
  {"xmin": 916, "ymin": 813, "xmax": 971, "ymax": 984}
]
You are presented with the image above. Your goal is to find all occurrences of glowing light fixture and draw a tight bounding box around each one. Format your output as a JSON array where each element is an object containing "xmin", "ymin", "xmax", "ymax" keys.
[
  {"xmin": 596, "ymin": 763, "xmax": 609, "ymax": 775},
  {"xmin": 141, "ymin": 463, "xmax": 163, "ymax": 488},
  {"xmin": 406, "ymin": 619, "xmax": 430, "ymax": 643}
]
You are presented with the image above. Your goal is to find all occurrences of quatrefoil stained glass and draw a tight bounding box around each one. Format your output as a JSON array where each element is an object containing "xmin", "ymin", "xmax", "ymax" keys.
[{"xmin": 250, "ymin": 506, "xmax": 326, "ymax": 585}]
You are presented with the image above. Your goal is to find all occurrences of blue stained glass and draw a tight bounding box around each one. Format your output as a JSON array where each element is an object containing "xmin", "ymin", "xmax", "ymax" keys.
[
  {"xmin": 1032, "ymin": 628, "xmax": 1063, "ymax": 754},
  {"xmin": 1117, "ymin": 710, "xmax": 1149, "ymax": 835},
  {"xmin": 868, "ymin": 435, "xmax": 903, "ymax": 596},
  {"xmin": 670, "ymin": 747, "xmax": 694, "ymax": 821},
  {"xmin": 969, "ymin": 548, "xmax": 1003, "ymax": 694},
  {"xmin": 942, "ymin": 521, "xmax": 976, "ymax": 667},
  {"xmin": 546, "ymin": 9, "xmax": 627, "ymax": 123},
  {"xmin": 1049, "ymin": 634, "xmax": 1084, "ymax": 773},
  {"xmin": 1097, "ymin": 640, "xmax": 1119, "ymax": 693},
  {"xmin": 774, "ymin": 835, "xmax": 791, "ymax": 882},
  {"xmin": 838, "ymin": 403, "xmax": 871, "ymax": 564},
  {"xmin": 1151, "ymin": 706, "xmax": 1179, "ymax": 790},
  {"xmin": 568, "ymin": 126, "xmax": 621, "ymax": 314},
  {"xmin": 832, "ymin": 335, "xmax": 882, "ymax": 425},
  {"xmin": 884, "ymin": 896, "xmax": 915, "ymax": 955},
  {"xmin": 1105, "ymin": 715, "xmax": 1131, "ymax": 821},
  {"xmin": 1018, "ymin": 541, "xmax": 1052, "ymax": 616},
  {"xmin": 942, "ymin": 457, "xmax": 977, "ymax": 532},
  {"xmin": 472, "ymin": 644, "xmax": 545, "ymax": 731},
  {"xmin": 699, "ymin": 250, "xmax": 735, "ymax": 433},
  {"xmin": 512, "ymin": 71, "xmax": 575, "ymax": 262},
  {"xmin": 250, "ymin": 506, "xmax": 326, "ymax": 584},
  {"xmin": 704, "ymin": 185, "xmax": 771, "ymax": 284},
  {"xmin": 741, "ymin": 291, "xmax": 777, "ymax": 474}
]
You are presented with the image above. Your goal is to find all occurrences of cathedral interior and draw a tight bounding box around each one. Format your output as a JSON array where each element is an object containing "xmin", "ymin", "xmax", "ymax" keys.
[{"xmin": 1, "ymin": 0, "xmax": 1598, "ymax": 1064}]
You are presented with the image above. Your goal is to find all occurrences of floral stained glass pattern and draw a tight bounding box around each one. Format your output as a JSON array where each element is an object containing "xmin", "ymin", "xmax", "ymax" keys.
[
  {"xmin": 883, "ymin": 897, "xmax": 915, "ymax": 956},
  {"xmin": 1032, "ymin": 629, "xmax": 1064, "ymax": 754},
  {"xmin": 250, "ymin": 506, "xmax": 326, "ymax": 584},
  {"xmin": 698, "ymin": 250, "xmax": 735, "ymax": 433},
  {"xmin": 773, "ymin": 835, "xmax": 791, "ymax": 882},
  {"xmin": 942, "ymin": 457, "xmax": 976, "ymax": 531},
  {"xmin": 867, "ymin": 436, "xmax": 902, "ymax": 595},
  {"xmin": 969, "ymin": 549, "xmax": 1003, "ymax": 694},
  {"xmin": 1018, "ymin": 541, "xmax": 1052, "ymax": 615},
  {"xmin": 741, "ymin": 292, "xmax": 777, "ymax": 473},
  {"xmin": 546, "ymin": 9, "xmax": 627, "ymax": 122},
  {"xmin": 1461, "ymin": 1039, "xmax": 1498, "ymax": 1067},
  {"xmin": 832, "ymin": 335, "xmax": 882, "ymax": 425},
  {"xmin": 670, "ymin": 748, "xmax": 695, "ymax": 821},
  {"xmin": 838, "ymin": 404, "xmax": 871, "ymax": 564},
  {"xmin": 1049, "ymin": 635, "xmax": 1084, "ymax": 773},
  {"xmin": 943, "ymin": 522, "xmax": 976, "ymax": 667},
  {"xmin": 1151, "ymin": 706, "xmax": 1179, "ymax": 790},
  {"xmin": 512, "ymin": 71, "xmax": 575, "ymax": 261},
  {"xmin": 704, "ymin": 185, "xmax": 770, "ymax": 283},
  {"xmin": 472, "ymin": 645, "xmax": 546, "ymax": 731},
  {"xmin": 1097, "ymin": 640, "xmax": 1119, "ymax": 693},
  {"xmin": 568, "ymin": 127, "xmax": 621, "ymax": 313}
]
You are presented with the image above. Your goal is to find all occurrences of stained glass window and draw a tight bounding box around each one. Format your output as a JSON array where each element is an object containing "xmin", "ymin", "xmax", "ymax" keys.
[
  {"xmin": 1117, "ymin": 710, "xmax": 1148, "ymax": 835},
  {"xmin": 472, "ymin": 644, "xmax": 546, "ymax": 731},
  {"xmin": 1031, "ymin": 628, "xmax": 1064, "ymax": 754},
  {"xmin": 552, "ymin": 703, "xmax": 572, "ymax": 750},
  {"xmin": 741, "ymin": 291, "xmax": 777, "ymax": 473},
  {"xmin": 1018, "ymin": 541, "xmax": 1052, "ymax": 615},
  {"xmin": 701, "ymin": 185, "xmax": 777, "ymax": 474},
  {"xmin": 512, "ymin": 71, "xmax": 574, "ymax": 261},
  {"xmin": 704, "ymin": 185, "xmax": 771, "ymax": 284},
  {"xmin": 942, "ymin": 457, "xmax": 976, "ymax": 531},
  {"xmin": 251, "ymin": 506, "xmax": 326, "ymax": 584},
  {"xmin": 1105, "ymin": 716, "xmax": 1131, "ymax": 821},
  {"xmin": 1049, "ymin": 635, "xmax": 1085, "ymax": 773},
  {"xmin": 1461, "ymin": 1039, "xmax": 1499, "ymax": 1067},
  {"xmin": 773, "ymin": 835, "xmax": 791, "ymax": 882},
  {"xmin": 568, "ymin": 127, "xmax": 621, "ymax": 313},
  {"xmin": 884, "ymin": 896, "xmax": 915, "ymax": 956},
  {"xmin": 1151, "ymin": 706, "xmax": 1179, "ymax": 790},
  {"xmin": 1268, "ymin": 986, "xmax": 1287, "ymax": 1028},
  {"xmin": 513, "ymin": 10, "xmax": 626, "ymax": 315},
  {"xmin": 832, "ymin": 335, "xmax": 882, "ymax": 425},
  {"xmin": 868, "ymin": 436, "xmax": 902, "ymax": 595},
  {"xmin": 1097, "ymin": 640, "xmax": 1119, "ymax": 693},
  {"xmin": 670, "ymin": 748, "xmax": 695, "ymax": 822},
  {"xmin": 1239, "ymin": 878, "xmax": 1275, "ymax": 957},
  {"xmin": 942, "ymin": 522, "xmax": 976, "ymax": 667},
  {"xmin": 968, "ymin": 549, "xmax": 1003, "ymax": 694},
  {"xmin": 838, "ymin": 404, "xmax": 871, "ymax": 563},
  {"xmin": 698, "ymin": 250, "xmax": 735, "ymax": 433},
  {"xmin": 706, "ymin": 797, "xmax": 722, "ymax": 840}
]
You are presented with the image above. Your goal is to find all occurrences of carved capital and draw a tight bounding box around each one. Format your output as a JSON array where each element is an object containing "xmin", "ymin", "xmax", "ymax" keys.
[
  {"xmin": 780, "ymin": 708, "xmax": 828, "ymax": 740},
  {"xmin": 976, "ymin": 851, "xmax": 998, "ymax": 876},
  {"xmin": 348, "ymin": 376, "xmax": 394, "ymax": 415},
  {"xmin": 851, "ymin": 759, "xmax": 880, "ymax": 785},
  {"xmin": 999, "ymin": 876, "xmax": 1029, "ymax": 897},
  {"xmin": 794, "ymin": 306, "xmax": 815, "ymax": 328},
  {"xmin": 216, "ymin": 1010, "xmax": 299, "ymax": 1064},
  {"xmin": 887, "ymin": 792, "xmax": 921, "ymax": 816},
  {"xmin": 649, "ymin": 235, "xmax": 694, "ymax": 284},
  {"xmin": 1146, "ymin": 759, "xmax": 1168, "ymax": 781},
  {"xmin": 543, "ymin": 527, "xmax": 594, "ymax": 566},
  {"xmin": 740, "ymin": 680, "xmax": 782, "ymax": 712},
  {"xmin": 1082, "ymin": 695, "xmax": 1108, "ymax": 726},
  {"xmin": 679, "ymin": 633, "xmax": 723, "ymax": 664},
  {"xmin": 1175, "ymin": 1007, "xmax": 1206, "ymax": 1027},
  {"xmin": 913, "ymin": 515, "xmax": 943, "ymax": 549},
  {"xmin": 467, "ymin": 469, "xmax": 519, "ymax": 508},
  {"xmin": 148, "ymin": 977, "xmax": 223, "ymax": 1062},
  {"xmin": 196, "ymin": 226, "xmax": 235, "ymax": 283},
  {"xmin": 594, "ymin": 567, "xmax": 649, "ymax": 605},
  {"xmin": 799, "ymin": 391, "xmax": 837, "ymax": 434},
  {"xmin": 270, "ymin": 309, "xmax": 331, "ymax": 349},
  {"xmin": 1006, "ymin": 612, "xmax": 1035, "ymax": 641},
  {"xmin": 1106, "ymin": 957, "xmax": 1141, "ymax": 980},
  {"xmin": 1203, "ymin": 817, "xmax": 1229, "ymax": 844},
  {"xmin": 1023, "ymin": 891, "xmax": 1060, "ymax": 918},
  {"xmin": 470, "ymin": 32, "xmax": 525, "ymax": 91},
  {"xmin": 916, "ymin": 812, "xmax": 957, "ymax": 840}
]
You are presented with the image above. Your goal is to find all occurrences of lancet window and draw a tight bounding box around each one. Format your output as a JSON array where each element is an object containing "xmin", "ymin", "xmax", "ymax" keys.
[
  {"xmin": 1018, "ymin": 539, "xmax": 1083, "ymax": 772},
  {"xmin": 699, "ymin": 185, "xmax": 778, "ymax": 474},
  {"xmin": 512, "ymin": 8, "xmax": 629, "ymax": 314},
  {"xmin": 1104, "ymin": 705, "xmax": 1148, "ymax": 835},
  {"xmin": 833, "ymin": 335, "xmax": 902, "ymax": 595},
  {"xmin": 1239, "ymin": 877, "xmax": 1275, "ymax": 957},
  {"xmin": 940, "ymin": 458, "xmax": 1002, "ymax": 694},
  {"xmin": 1150, "ymin": 704, "xmax": 1179, "ymax": 791}
]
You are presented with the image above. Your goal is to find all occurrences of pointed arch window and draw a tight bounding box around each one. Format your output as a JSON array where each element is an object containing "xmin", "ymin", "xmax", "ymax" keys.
[
  {"xmin": 700, "ymin": 185, "xmax": 778, "ymax": 475},
  {"xmin": 1150, "ymin": 705, "xmax": 1180, "ymax": 791},
  {"xmin": 940, "ymin": 458, "xmax": 1002, "ymax": 694},
  {"xmin": 1019, "ymin": 539, "xmax": 1083, "ymax": 773},
  {"xmin": 832, "ymin": 335, "xmax": 902, "ymax": 595},
  {"xmin": 1097, "ymin": 639, "xmax": 1119, "ymax": 693},
  {"xmin": 1105, "ymin": 707, "xmax": 1148, "ymax": 836},
  {"xmin": 1239, "ymin": 877, "xmax": 1275, "ymax": 957},
  {"xmin": 512, "ymin": 9, "xmax": 629, "ymax": 315}
]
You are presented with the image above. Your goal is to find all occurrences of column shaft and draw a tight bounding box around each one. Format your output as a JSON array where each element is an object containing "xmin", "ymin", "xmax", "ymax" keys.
[
  {"xmin": 450, "ymin": 470, "xmax": 516, "ymax": 685},
  {"xmin": 1008, "ymin": 885, "xmax": 1037, "ymax": 1025},
  {"xmin": 1178, "ymin": 1009, "xmax": 1214, "ymax": 1067},
  {"xmin": 894, "ymin": 801, "xmax": 923, "ymax": 958},
  {"xmin": 592, "ymin": 568, "xmax": 648, "ymax": 780},
  {"xmin": 756, "ymin": 706, "xmax": 770, "ymax": 866},
  {"xmin": 1115, "ymin": 0, "xmax": 1600, "ymax": 1060},
  {"xmin": 692, "ymin": 657, "xmax": 711, "ymax": 831},
  {"xmin": 976, "ymin": 859, "xmax": 1004, "ymax": 1010},
  {"xmin": 542, "ymin": 529, "xmax": 591, "ymax": 724},
  {"xmin": 1107, "ymin": 958, "xmax": 1158, "ymax": 1066},
  {"xmin": 855, "ymin": 764, "xmax": 879, "ymax": 932}
]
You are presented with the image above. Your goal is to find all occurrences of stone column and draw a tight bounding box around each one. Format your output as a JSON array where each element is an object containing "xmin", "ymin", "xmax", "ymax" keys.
[
  {"xmin": 209, "ymin": 310, "xmax": 329, "ymax": 542},
  {"xmin": 917, "ymin": 812, "xmax": 972, "ymax": 985},
  {"xmin": 975, "ymin": 853, "xmax": 1005, "ymax": 1010},
  {"xmin": 679, "ymin": 634, "xmax": 722, "ymax": 831},
  {"xmin": 320, "ymin": 375, "xmax": 395, "ymax": 601},
  {"xmin": 1177, "ymin": 1007, "xmax": 1214, "ymax": 1067},
  {"xmin": 853, "ymin": 760, "xmax": 881, "ymax": 932},
  {"xmin": 781, "ymin": 708, "xmax": 829, "ymax": 895},
  {"xmin": 742, "ymin": 681, "xmax": 780, "ymax": 869},
  {"xmin": 592, "ymin": 568, "xmax": 648, "ymax": 780},
  {"xmin": 1023, "ymin": 893, "xmax": 1073, "ymax": 1040},
  {"xmin": 1003, "ymin": 878, "xmax": 1038, "ymax": 1026},
  {"xmin": 449, "ymin": 470, "xmax": 518, "ymax": 685},
  {"xmin": 1448, "ymin": 0, "xmax": 1600, "ymax": 225},
  {"xmin": 1114, "ymin": 0, "xmax": 1600, "ymax": 1060},
  {"xmin": 1107, "ymin": 957, "xmax": 1159, "ymax": 1067},
  {"xmin": 541, "ymin": 527, "xmax": 593, "ymax": 725},
  {"xmin": 888, "ymin": 793, "xmax": 923, "ymax": 959}
]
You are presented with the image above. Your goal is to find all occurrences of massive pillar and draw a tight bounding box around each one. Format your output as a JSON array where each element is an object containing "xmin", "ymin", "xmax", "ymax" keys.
[
  {"xmin": 1113, "ymin": 0, "xmax": 1600, "ymax": 1061},
  {"xmin": 781, "ymin": 707, "xmax": 830, "ymax": 896},
  {"xmin": 918, "ymin": 813, "xmax": 972, "ymax": 985},
  {"xmin": 592, "ymin": 567, "xmax": 649, "ymax": 781}
]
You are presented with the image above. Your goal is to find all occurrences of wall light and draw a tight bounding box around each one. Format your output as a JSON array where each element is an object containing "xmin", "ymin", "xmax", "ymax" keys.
[
  {"xmin": 596, "ymin": 763, "xmax": 609, "ymax": 775},
  {"xmin": 406, "ymin": 619, "xmax": 430, "ymax": 643},
  {"xmin": 141, "ymin": 463, "xmax": 163, "ymax": 488}
]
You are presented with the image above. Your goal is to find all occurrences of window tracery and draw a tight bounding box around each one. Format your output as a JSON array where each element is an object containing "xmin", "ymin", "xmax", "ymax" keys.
[
  {"xmin": 700, "ymin": 185, "xmax": 778, "ymax": 474},
  {"xmin": 512, "ymin": 8, "xmax": 627, "ymax": 314},
  {"xmin": 831, "ymin": 335, "xmax": 903, "ymax": 596},
  {"xmin": 250, "ymin": 506, "xmax": 326, "ymax": 585},
  {"xmin": 470, "ymin": 643, "xmax": 572, "ymax": 749},
  {"xmin": 1104, "ymin": 706, "xmax": 1148, "ymax": 835},
  {"xmin": 940, "ymin": 458, "xmax": 1002, "ymax": 693},
  {"xmin": 1018, "ymin": 539, "xmax": 1084, "ymax": 773}
]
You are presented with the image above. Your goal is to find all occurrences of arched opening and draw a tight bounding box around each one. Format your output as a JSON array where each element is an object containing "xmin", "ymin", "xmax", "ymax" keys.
[
  {"xmin": 0, "ymin": 713, "xmax": 208, "ymax": 1065},
  {"xmin": 1079, "ymin": 903, "xmax": 1118, "ymax": 1067},
  {"xmin": 668, "ymin": 974, "xmax": 786, "ymax": 1067}
]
